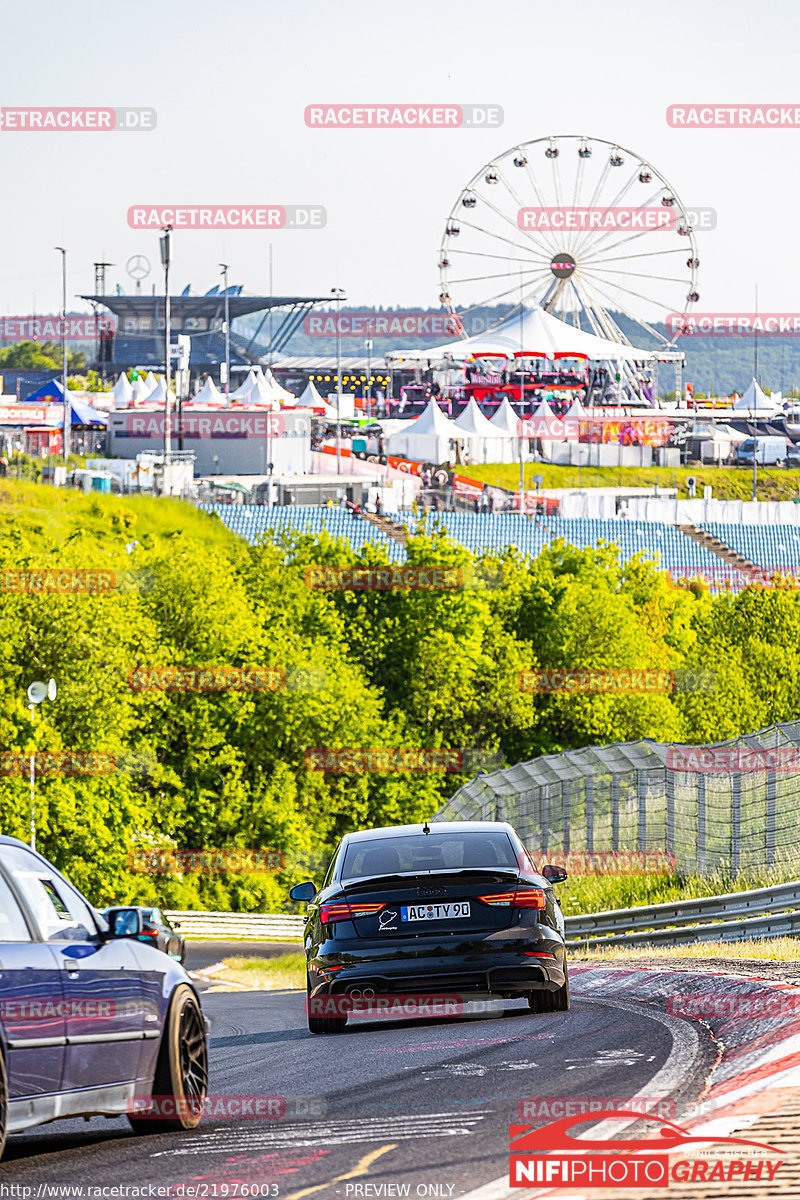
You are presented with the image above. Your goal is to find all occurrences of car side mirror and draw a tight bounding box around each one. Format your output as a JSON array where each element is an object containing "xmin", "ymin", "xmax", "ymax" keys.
[
  {"xmin": 172, "ymin": 921, "xmax": 181, "ymax": 929},
  {"xmin": 105, "ymin": 907, "xmax": 143, "ymax": 937},
  {"xmin": 541, "ymin": 864, "xmax": 568, "ymax": 884},
  {"xmin": 290, "ymin": 881, "xmax": 316, "ymax": 903}
]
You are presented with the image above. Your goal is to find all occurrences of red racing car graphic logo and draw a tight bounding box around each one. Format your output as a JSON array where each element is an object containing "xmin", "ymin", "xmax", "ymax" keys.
[{"xmin": 509, "ymin": 1111, "xmax": 784, "ymax": 1188}]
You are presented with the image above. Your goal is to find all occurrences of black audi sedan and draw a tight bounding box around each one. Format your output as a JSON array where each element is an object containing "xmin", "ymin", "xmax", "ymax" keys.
[{"xmin": 290, "ymin": 821, "xmax": 569, "ymax": 1034}]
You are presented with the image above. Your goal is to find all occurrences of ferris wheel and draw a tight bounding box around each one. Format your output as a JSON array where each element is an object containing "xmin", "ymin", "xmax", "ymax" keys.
[{"xmin": 438, "ymin": 135, "xmax": 699, "ymax": 378}]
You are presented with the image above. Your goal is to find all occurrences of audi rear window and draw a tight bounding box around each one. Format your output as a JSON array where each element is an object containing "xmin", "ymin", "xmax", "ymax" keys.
[{"xmin": 341, "ymin": 832, "xmax": 517, "ymax": 879}]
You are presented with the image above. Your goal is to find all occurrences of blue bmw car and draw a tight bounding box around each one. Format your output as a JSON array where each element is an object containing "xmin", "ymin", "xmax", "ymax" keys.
[{"xmin": 0, "ymin": 835, "xmax": 208, "ymax": 1160}]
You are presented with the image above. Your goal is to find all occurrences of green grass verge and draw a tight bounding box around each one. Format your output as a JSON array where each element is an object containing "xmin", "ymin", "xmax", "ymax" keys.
[
  {"xmin": 211, "ymin": 953, "xmax": 306, "ymax": 990},
  {"xmin": 558, "ymin": 867, "xmax": 800, "ymax": 917},
  {"xmin": 574, "ymin": 937, "xmax": 800, "ymax": 962},
  {"xmin": 464, "ymin": 462, "xmax": 800, "ymax": 502}
]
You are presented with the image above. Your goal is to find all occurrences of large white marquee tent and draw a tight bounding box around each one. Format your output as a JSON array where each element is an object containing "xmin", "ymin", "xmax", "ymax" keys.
[{"xmin": 386, "ymin": 305, "xmax": 657, "ymax": 367}]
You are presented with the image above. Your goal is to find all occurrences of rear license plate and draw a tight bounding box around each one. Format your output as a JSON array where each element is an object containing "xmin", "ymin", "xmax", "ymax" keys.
[{"xmin": 401, "ymin": 902, "xmax": 471, "ymax": 922}]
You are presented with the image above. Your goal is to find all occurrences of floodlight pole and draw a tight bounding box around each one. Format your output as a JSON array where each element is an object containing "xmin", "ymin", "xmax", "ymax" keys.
[
  {"xmin": 752, "ymin": 283, "xmax": 758, "ymax": 502},
  {"xmin": 55, "ymin": 247, "xmax": 69, "ymax": 462},
  {"xmin": 220, "ymin": 263, "xmax": 230, "ymax": 406},
  {"xmin": 332, "ymin": 287, "xmax": 346, "ymax": 476},
  {"xmin": 29, "ymin": 698, "xmax": 36, "ymax": 849},
  {"xmin": 27, "ymin": 680, "xmax": 56, "ymax": 849},
  {"xmin": 161, "ymin": 227, "xmax": 173, "ymax": 459},
  {"xmin": 366, "ymin": 321, "xmax": 373, "ymax": 419},
  {"xmin": 518, "ymin": 276, "xmax": 525, "ymax": 514}
]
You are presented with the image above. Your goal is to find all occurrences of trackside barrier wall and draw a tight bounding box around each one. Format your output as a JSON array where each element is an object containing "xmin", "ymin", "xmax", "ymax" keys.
[{"xmin": 440, "ymin": 719, "xmax": 800, "ymax": 877}]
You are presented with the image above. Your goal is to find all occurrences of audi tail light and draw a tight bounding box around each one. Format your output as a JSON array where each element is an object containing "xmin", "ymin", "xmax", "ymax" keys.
[
  {"xmin": 477, "ymin": 889, "xmax": 547, "ymax": 910},
  {"xmin": 319, "ymin": 900, "xmax": 385, "ymax": 924}
]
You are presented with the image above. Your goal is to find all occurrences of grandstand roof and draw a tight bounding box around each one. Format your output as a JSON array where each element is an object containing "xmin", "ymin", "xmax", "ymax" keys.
[
  {"xmin": 273, "ymin": 355, "xmax": 390, "ymax": 371},
  {"xmin": 80, "ymin": 294, "xmax": 327, "ymax": 320}
]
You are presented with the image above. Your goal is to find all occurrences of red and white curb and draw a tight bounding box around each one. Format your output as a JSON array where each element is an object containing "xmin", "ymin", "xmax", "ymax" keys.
[{"xmin": 459, "ymin": 964, "xmax": 800, "ymax": 1199}]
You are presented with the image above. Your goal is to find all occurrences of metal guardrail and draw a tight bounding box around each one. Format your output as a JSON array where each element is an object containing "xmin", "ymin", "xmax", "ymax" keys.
[
  {"xmin": 165, "ymin": 910, "xmax": 305, "ymax": 940},
  {"xmin": 567, "ymin": 908, "xmax": 800, "ymax": 950},
  {"xmin": 564, "ymin": 878, "xmax": 800, "ymax": 948},
  {"xmin": 167, "ymin": 878, "xmax": 800, "ymax": 949},
  {"xmin": 564, "ymin": 879, "xmax": 800, "ymax": 939}
]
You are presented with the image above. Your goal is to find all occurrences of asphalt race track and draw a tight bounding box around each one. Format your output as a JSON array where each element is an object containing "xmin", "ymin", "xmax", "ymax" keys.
[{"xmin": 0, "ymin": 975, "xmax": 717, "ymax": 1198}]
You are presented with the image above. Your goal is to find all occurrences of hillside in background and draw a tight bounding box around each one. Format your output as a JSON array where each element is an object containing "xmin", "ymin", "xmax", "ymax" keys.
[{"xmin": 235, "ymin": 305, "xmax": 799, "ymax": 398}]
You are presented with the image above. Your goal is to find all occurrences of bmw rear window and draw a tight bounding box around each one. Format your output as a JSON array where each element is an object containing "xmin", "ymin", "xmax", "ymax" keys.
[{"xmin": 341, "ymin": 832, "xmax": 517, "ymax": 879}]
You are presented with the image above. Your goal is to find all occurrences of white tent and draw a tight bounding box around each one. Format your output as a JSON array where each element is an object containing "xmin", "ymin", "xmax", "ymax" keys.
[
  {"xmin": 297, "ymin": 379, "xmax": 326, "ymax": 408},
  {"xmin": 385, "ymin": 399, "xmax": 463, "ymax": 463},
  {"xmin": 230, "ymin": 369, "xmax": 261, "ymax": 402},
  {"xmin": 564, "ymin": 396, "xmax": 587, "ymax": 422},
  {"xmin": 192, "ymin": 376, "xmax": 224, "ymax": 405},
  {"xmin": 262, "ymin": 368, "xmax": 296, "ymax": 405},
  {"xmin": 386, "ymin": 305, "xmax": 656, "ymax": 366},
  {"xmin": 230, "ymin": 368, "xmax": 284, "ymax": 408},
  {"xmin": 453, "ymin": 398, "xmax": 513, "ymax": 463},
  {"xmin": 144, "ymin": 371, "xmax": 160, "ymax": 392},
  {"xmin": 110, "ymin": 373, "xmax": 133, "ymax": 409},
  {"xmin": 131, "ymin": 377, "xmax": 152, "ymax": 404},
  {"xmin": 530, "ymin": 397, "xmax": 557, "ymax": 421},
  {"xmin": 489, "ymin": 397, "xmax": 520, "ymax": 437},
  {"xmin": 733, "ymin": 377, "xmax": 776, "ymax": 412},
  {"xmin": 144, "ymin": 378, "xmax": 177, "ymax": 407}
]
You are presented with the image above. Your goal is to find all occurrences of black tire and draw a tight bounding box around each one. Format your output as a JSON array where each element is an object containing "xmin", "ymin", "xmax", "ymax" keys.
[
  {"xmin": 307, "ymin": 976, "xmax": 347, "ymax": 1035},
  {"xmin": 128, "ymin": 984, "xmax": 208, "ymax": 1133},
  {"xmin": 551, "ymin": 962, "xmax": 570, "ymax": 1011},
  {"xmin": 527, "ymin": 987, "xmax": 555, "ymax": 1013},
  {"xmin": 528, "ymin": 963, "xmax": 570, "ymax": 1014},
  {"xmin": 0, "ymin": 1049, "xmax": 7, "ymax": 1162}
]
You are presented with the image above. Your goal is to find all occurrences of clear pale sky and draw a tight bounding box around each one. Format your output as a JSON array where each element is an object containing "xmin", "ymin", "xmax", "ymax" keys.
[{"xmin": 1, "ymin": 0, "xmax": 797, "ymax": 319}]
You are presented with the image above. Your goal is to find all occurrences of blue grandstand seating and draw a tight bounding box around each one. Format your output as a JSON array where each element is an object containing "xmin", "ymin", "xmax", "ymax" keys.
[
  {"xmin": 701, "ymin": 522, "xmax": 800, "ymax": 575},
  {"xmin": 202, "ymin": 505, "xmax": 761, "ymax": 589},
  {"xmin": 200, "ymin": 504, "xmax": 406, "ymax": 561},
  {"xmin": 401, "ymin": 511, "xmax": 749, "ymax": 588}
]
